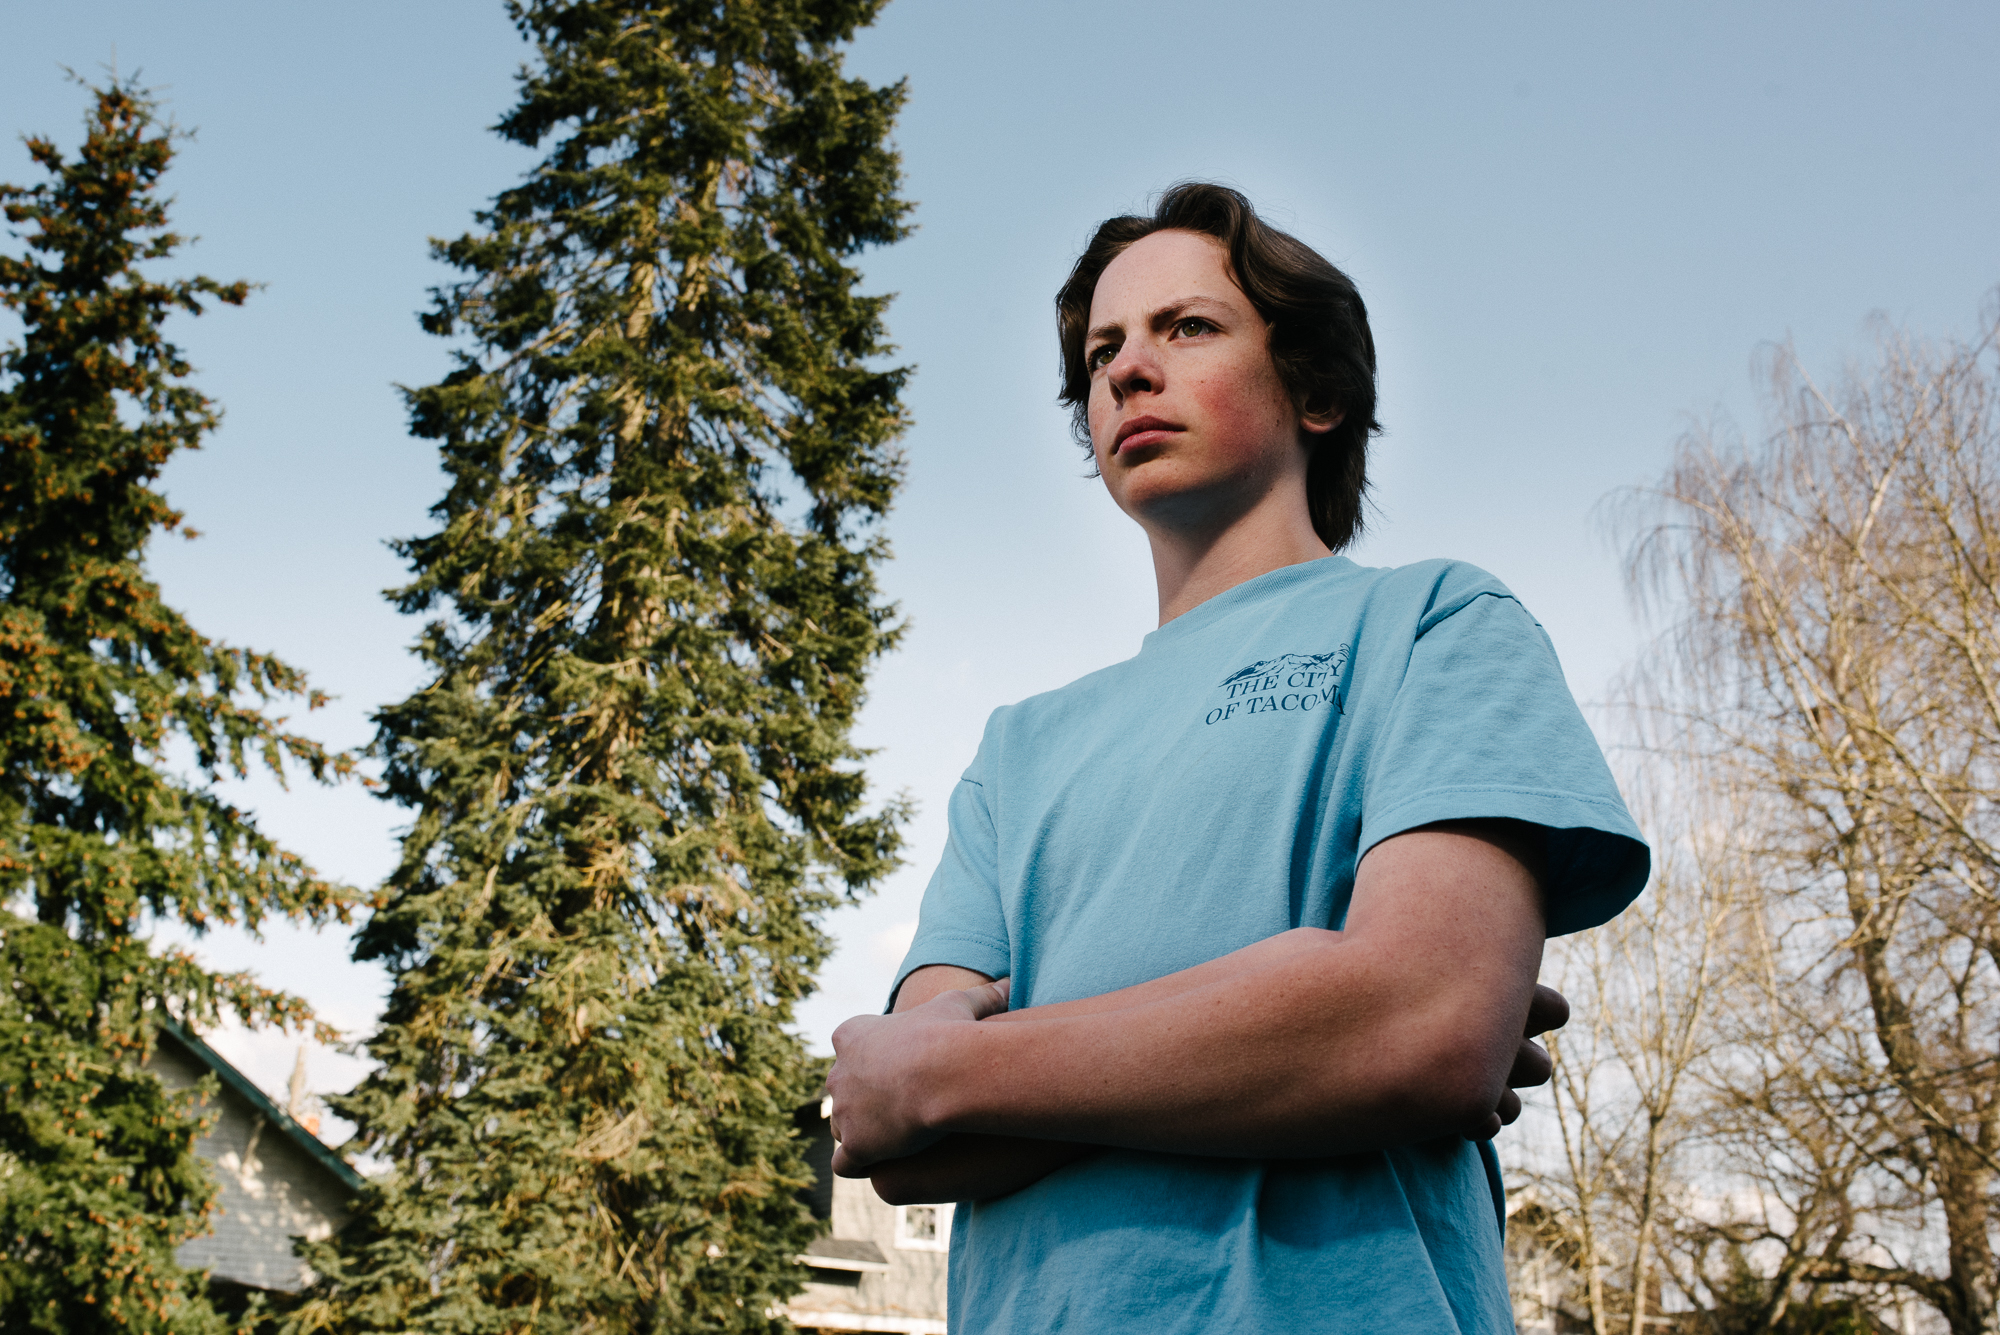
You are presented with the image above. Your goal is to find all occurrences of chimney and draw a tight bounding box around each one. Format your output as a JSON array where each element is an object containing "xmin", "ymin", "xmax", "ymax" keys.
[{"xmin": 288, "ymin": 1047, "xmax": 322, "ymax": 1138}]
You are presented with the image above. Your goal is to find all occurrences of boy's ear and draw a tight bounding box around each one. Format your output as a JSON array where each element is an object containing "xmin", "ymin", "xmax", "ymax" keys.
[
  {"xmin": 1295, "ymin": 386, "xmax": 1343, "ymax": 436},
  {"xmin": 1299, "ymin": 402, "xmax": 1344, "ymax": 436}
]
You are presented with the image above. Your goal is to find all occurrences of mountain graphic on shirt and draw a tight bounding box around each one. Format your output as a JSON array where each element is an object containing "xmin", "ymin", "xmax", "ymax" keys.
[{"xmin": 1217, "ymin": 648, "xmax": 1348, "ymax": 689}]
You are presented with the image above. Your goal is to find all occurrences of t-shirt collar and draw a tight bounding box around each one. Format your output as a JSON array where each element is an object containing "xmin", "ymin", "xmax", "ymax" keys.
[{"xmin": 1140, "ymin": 554, "xmax": 1360, "ymax": 654}]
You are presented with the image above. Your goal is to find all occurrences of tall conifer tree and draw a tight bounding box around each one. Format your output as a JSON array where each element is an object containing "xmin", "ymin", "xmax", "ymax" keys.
[
  {"xmin": 0, "ymin": 81, "xmax": 357, "ymax": 1334},
  {"xmin": 300, "ymin": 3, "xmax": 912, "ymax": 1329}
]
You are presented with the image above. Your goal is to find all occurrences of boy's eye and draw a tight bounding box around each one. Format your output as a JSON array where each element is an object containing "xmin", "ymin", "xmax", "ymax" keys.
[
  {"xmin": 1087, "ymin": 344, "xmax": 1117, "ymax": 371},
  {"xmin": 1176, "ymin": 318, "xmax": 1211, "ymax": 338}
]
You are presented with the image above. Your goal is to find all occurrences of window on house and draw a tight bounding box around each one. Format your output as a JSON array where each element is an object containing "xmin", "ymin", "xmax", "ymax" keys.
[{"xmin": 894, "ymin": 1202, "xmax": 953, "ymax": 1252}]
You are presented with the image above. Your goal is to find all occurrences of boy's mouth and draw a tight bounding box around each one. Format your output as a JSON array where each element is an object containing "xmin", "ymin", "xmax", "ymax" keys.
[{"xmin": 1114, "ymin": 416, "xmax": 1182, "ymax": 455}]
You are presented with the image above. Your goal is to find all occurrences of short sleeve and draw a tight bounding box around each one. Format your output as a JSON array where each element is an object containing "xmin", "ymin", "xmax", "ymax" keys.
[
  {"xmin": 1359, "ymin": 590, "xmax": 1648, "ymax": 936},
  {"xmin": 888, "ymin": 734, "xmax": 1013, "ymax": 1009}
]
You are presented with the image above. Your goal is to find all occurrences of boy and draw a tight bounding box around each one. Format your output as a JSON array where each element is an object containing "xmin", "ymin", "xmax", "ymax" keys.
[{"xmin": 825, "ymin": 183, "xmax": 1647, "ymax": 1333}]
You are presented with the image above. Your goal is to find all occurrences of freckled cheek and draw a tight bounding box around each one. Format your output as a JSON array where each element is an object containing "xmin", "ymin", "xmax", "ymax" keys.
[
  {"xmin": 1185, "ymin": 374, "xmax": 1280, "ymax": 463},
  {"xmin": 1086, "ymin": 395, "xmax": 1118, "ymax": 466}
]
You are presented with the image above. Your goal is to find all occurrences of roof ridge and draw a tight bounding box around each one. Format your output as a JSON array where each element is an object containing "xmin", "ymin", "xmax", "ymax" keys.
[{"xmin": 153, "ymin": 1015, "xmax": 365, "ymax": 1193}]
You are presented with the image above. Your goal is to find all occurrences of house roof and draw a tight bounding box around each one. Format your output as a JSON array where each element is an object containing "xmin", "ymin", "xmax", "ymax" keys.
[
  {"xmin": 154, "ymin": 1016, "xmax": 365, "ymax": 1193},
  {"xmin": 799, "ymin": 1236, "xmax": 891, "ymax": 1272}
]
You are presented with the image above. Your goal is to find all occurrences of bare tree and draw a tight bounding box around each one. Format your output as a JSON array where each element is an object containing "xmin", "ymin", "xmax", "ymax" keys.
[
  {"xmin": 1513, "ymin": 771, "xmax": 1739, "ymax": 1335},
  {"xmin": 1687, "ymin": 869, "xmax": 1913, "ymax": 1333},
  {"xmin": 1617, "ymin": 301, "xmax": 2000, "ymax": 1335}
]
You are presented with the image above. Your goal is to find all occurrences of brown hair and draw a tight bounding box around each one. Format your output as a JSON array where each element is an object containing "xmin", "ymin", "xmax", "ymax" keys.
[{"xmin": 1056, "ymin": 182, "xmax": 1381, "ymax": 551}]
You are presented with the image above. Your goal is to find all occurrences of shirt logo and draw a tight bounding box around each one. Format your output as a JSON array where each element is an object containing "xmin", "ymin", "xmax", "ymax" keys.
[{"xmin": 1204, "ymin": 648, "xmax": 1349, "ymax": 726}]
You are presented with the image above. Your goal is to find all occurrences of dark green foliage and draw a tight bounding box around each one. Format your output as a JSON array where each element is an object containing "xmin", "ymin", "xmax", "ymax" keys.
[
  {"xmin": 0, "ymin": 80, "xmax": 359, "ymax": 1334},
  {"xmin": 297, "ymin": 3, "xmax": 912, "ymax": 1330},
  {"xmin": 0, "ymin": 929, "xmax": 226, "ymax": 1334},
  {"xmin": 1691, "ymin": 1249, "xmax": 1891, "ymax": 1335}
]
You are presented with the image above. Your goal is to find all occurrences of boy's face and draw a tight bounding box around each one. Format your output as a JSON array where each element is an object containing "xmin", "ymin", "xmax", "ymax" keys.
[{"xmin": 1083, "ymin": 229, "xmax": 1334, "ymax": 537}]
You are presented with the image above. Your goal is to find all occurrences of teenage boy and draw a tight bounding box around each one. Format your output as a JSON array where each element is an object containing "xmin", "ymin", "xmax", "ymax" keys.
[{"xmin": 825, "ymin": 183, "xmax": 1647, "ymax": 1334}]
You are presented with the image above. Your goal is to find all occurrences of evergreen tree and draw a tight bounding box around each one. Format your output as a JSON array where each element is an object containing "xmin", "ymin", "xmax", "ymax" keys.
[
  {"xmin": 299, "ymin": 3, "xmax": 912, "ymax": 1329},
  {"xmin": 0, "ymin": 80, "xmax": 358, "ymax": 1334}
]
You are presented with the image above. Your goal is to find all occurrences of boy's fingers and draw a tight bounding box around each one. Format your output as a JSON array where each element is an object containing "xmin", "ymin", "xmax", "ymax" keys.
[
  {"xmin": 1524, "ymin": 983, "xmax": 1570, "ymax": 1037},
  {"xmin": 1507, "ymin": 1037, "xmax": 1552, "ymax": 1089},
  {"xmin": 1463, "ymin": 1088, "xmax": 1523, "ymax": 1143},
  {"xmin": 963, "ymin": 976, "xmax": 1011, "ymax": 1020}
]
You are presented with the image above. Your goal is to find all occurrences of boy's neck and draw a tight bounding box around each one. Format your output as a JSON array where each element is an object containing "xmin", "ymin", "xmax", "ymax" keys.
[{"xmin": 1146, "ymin": 494, "xmax": 1331, "ymax": 626}]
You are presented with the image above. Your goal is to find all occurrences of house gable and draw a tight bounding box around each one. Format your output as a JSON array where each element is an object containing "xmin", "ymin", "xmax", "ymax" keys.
[
  {"xmin": 788, "ymin": 1100, "xmax": 948, "ymax": 1334},
  {"xmin": 147, "ymin": 1020, "xmax": 359, "ymax": 1294}
]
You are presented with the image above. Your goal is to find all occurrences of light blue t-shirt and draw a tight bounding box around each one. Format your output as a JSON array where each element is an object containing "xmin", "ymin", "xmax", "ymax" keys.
[{"xmin": 894, "ymin": 555, "xmax": 1648, "ymax": 1335}]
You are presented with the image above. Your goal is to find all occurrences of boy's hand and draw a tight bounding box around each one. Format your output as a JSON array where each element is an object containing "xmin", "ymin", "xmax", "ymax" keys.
[
  {"xmin": 863, "ymin": 1133, "xmax": 1094, "ymax": 1205},
  {"xmin": 827, "ymin": 978, "xmax": 1012, "ymax": 1176},
  {"xmin": 1463, "ymin": 982, "xmax": 1570, "ymax": 1141}
]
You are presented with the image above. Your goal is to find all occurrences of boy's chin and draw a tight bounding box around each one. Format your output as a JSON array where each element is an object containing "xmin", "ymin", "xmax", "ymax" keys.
[{"xmin": 1114, "ymin": 475, "xmax": 1258, "ymax": 532}]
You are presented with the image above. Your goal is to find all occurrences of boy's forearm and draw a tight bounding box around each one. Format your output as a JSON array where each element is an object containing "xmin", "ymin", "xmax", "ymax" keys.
[
  {"xmin": 988, "ymin": 926, "xmax": 1339, "ymax": 1021},
  {"xmin": 830, "ymin": 824, "xmax": 1546, "ymax": 1170},
  {"xmin": 866, "ymin": 1134, "xmax": 1094, "ymax": 1206},
  {"xmin": 921, "ymin": 940, "xmax": 1526, "ymax": 1157},
  {"xmin": 859, "ymin": 942, "xmax": 1329, "ymax": 1201}
]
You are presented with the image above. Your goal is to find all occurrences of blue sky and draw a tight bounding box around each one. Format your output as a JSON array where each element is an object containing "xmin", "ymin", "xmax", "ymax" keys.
[{"xmin": 5, "ymin": 0, "xmax": 1997, "ymax": 1127}]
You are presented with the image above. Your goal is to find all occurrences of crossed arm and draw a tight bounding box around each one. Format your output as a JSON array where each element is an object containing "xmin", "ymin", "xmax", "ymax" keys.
[{"xmin": 824, "ymin": 820, "xmax": 1567, "ymax": 1204}]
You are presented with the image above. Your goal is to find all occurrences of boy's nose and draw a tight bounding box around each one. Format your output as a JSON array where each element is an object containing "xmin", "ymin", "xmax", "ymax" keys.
[{"xmin": 1108, "ymin": 344, "xmax": 1159, "ymax": 401}]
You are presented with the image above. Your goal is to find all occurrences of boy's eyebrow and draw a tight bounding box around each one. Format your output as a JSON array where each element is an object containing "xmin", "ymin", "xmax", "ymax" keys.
[{"xmin": 1085, "ymin": 296, "xmax": 1235, "ymax": 348}]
